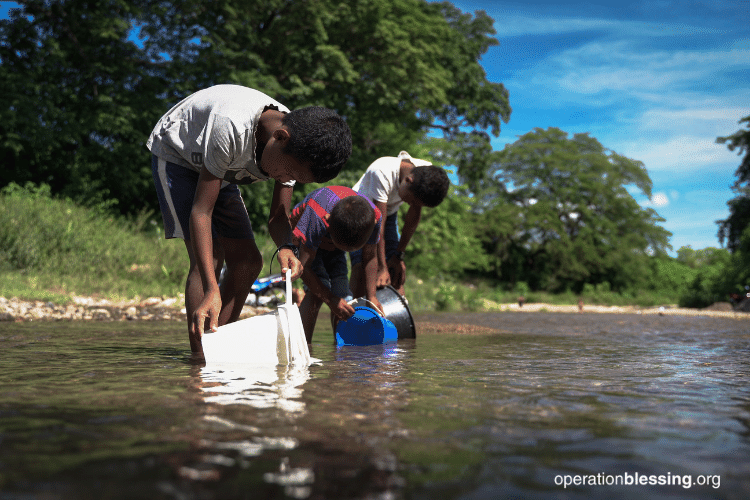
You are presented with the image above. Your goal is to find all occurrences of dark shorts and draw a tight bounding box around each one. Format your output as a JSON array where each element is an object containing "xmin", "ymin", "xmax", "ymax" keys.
[
  {"xmin": 349, "ymin": 213, "xmax": 399, "ymax": 265},
  {"xmin": 151, "ymin": 155, "xmax": 254, "ymax": 240},
  {"xmin": 305, "ymin": 248, "xmax": 352, "ymax": 300}
]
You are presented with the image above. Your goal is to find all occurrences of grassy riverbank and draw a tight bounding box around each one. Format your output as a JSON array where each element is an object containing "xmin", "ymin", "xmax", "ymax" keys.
[{"xmin": 0, "ymin": 182, "xmax": 711, "ymax": 314}]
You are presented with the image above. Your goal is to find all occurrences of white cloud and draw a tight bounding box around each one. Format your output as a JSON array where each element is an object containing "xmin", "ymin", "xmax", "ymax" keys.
[
  {"xmin": 635, "ymin": 191, "xmax": 671, "ymax": 208},
  {"xmin": 491, "ymin": 15, "xmax": 720, "ymax": 38},
  {"xmin": 552, "ymin": 43, "xmax": 750, "ymax": 95},
  {"xmin": 619, "ymin": 135, "xmax": 739, "ymax": 171},
  {"xmin": 650, "ymin": 192, "xmax": 669, "ymax": 207},
  {"xmin": 638, "ymin": 108, "xmax": 748, "ymax": 137},
  {"xmin": 606, "ymin": 104, "xmax": 749, "ymax": 172}
]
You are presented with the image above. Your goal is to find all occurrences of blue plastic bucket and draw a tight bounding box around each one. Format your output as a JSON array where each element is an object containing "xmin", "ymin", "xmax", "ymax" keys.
[{"xmin": 335, "ymin": 306, "xmax": 398, "ymax": 346}]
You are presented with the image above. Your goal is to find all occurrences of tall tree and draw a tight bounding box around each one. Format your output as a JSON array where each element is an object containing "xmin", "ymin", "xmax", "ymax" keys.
[
  {"xmin": 0, "ymin": 0, "xmax": 166, "ymax": 211},
  {"xmin": 478, "ymin": 127, "xmax": 671, "ymax": 292},
  {"xmin": 1, "ymin": 0, "xmax": 510, "ymax": 227},
  {"xmin": 716, "ymin": 115, "xmax": 750, "ymax": 252},
  {"xmin": 144, "ymin": 0, "xmax": 511, "ymax": 227}
]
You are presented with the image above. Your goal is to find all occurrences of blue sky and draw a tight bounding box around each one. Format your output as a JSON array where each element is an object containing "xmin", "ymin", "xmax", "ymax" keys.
[
  {"xmin": 3, "ymin": 1, "xmax": 748, "ymax": 253},
  {"xmin": 444, "ymin": 0, "xmax": 750, "ymax": 253}
]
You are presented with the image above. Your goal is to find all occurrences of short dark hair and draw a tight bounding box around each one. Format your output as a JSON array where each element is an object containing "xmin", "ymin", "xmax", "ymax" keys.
[
  {"xmin": 409, "ymin": 165, "xmax": 450, "ymax": 207},
  {"xmin": 328, "ymin": 196, "xmax": 376, "ymax": 249},
  {"xmin": 282, "ymin": 107, "xmax": 352, "ymax": 183}
]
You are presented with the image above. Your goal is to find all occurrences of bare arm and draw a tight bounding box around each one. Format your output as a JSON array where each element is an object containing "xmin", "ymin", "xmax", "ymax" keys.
[
  {"xmin": 397, "ymin": 204, "xmax": 422, "ymax": 253},
  {"xmin": 362, "ymin": 243, "xmax": 383, "ymax": 315},
  {"xmin": 389, "ymin": 204, "xmax": 422, "ymax": 288},
  {"xmin": 189, "ymin": 167, "xmax": 223, "ymax": 336},
  {"xmin": 299, "ymin": 245, "xmax": 354, "ymax": 320},
  {"xmin": 268, "ymin": 181, "xmax": 303, "ymax": 280},
  {"xmin": 374, "ymin": 200, "xmax": 390, "ymax": 288}
]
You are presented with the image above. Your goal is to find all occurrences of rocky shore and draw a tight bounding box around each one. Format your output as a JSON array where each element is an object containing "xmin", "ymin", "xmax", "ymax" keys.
[
  {"xmin": 1, "ymin": 295, "xmax": 747, "ymax": 323},
  {"xmin": 0, "ymin": 295, "xmax": 272, "ymax": 323}
]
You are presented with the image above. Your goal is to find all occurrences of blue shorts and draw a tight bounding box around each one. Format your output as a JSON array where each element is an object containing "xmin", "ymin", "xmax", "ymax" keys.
[
  {"xmin": 305, "ymin": 248, "xmax": 352, "ymax": 300},
  {"xmin": 349, "ymin": 213, "xmax": 399, "ymax": 266},
  {"xmin": 151, "ymin": 155, "xmax": 254, "ymax": 240}
]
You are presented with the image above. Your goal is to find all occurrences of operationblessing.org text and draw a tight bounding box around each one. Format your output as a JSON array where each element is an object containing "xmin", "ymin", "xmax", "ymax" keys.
[{"xmin": 555, "ymin": 472, "xmax": 721, "ymax": 490}]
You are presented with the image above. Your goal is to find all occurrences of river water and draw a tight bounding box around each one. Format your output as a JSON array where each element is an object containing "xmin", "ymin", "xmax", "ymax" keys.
[{"xmin": 0, "ymin": 312, "xmax": 748, "ymax": 499}]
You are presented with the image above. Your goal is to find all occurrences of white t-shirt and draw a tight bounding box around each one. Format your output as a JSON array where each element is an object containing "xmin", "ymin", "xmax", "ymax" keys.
[
  {"xmin": 146, "ymin": 85, "xmax": 294, "ymax": 186},
  {"xmin": 352, "ymin": 157, "xmax": 403, "ymax": 216}
]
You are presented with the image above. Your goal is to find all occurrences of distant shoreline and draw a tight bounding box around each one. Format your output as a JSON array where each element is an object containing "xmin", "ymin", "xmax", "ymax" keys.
[{"xmin": 480, "ymin": 301, "xmax": 749, "ymax": 320}]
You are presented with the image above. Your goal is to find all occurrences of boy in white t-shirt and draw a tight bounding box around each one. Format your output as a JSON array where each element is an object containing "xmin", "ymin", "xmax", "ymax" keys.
[
  {"xmin": 349, "ymin": 151, "xmax": 450, "ymax": 298},
  {"xmin": 147, "ymin": 84, "xmax": 351, "ymax": 353}
]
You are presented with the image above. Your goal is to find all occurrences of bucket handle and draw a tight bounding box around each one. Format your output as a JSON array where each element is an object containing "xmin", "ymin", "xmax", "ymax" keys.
[
  {"xmin": 285, "ymin": 269, "xmax": 292, "ymax": 308},
  {"xmin": 348, "ymin": 298, "xmax": 384, "ymax": 316}
]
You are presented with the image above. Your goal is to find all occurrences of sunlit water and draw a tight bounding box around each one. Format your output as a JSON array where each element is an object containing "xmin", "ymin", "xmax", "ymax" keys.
[{"xmin": 1, "ymin": 312, "xmax": 749, "ymax": 499}]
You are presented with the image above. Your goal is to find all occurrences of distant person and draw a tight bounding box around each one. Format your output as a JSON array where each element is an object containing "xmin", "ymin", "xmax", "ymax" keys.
[
  {"xmin": 290, "ymin": 186, "xmax": 383, "ymax": 342},
  {"xmin": 147, "ymin": 84, "xmax": 351, "ymax": 352},
  {"xmin": 349, "ymin": 151, "xmax": 450, "ymax": 299}
]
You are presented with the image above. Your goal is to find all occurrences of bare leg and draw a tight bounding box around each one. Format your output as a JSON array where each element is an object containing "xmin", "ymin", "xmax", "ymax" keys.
[
  {"xmin": 329, "ymin": 311, "xmax": 341, "ymax": 341},
  {"xmin": 218, "ymin": 237, "xmax": 263, "ymax": 326},
  {"xmin": 299, "ymin": 291, "xmax": 323, "ymax": 343}
]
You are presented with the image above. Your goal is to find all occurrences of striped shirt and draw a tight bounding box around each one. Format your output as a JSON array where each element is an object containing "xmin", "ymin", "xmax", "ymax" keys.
[{"xmin": 291, "ymin": 186, "xmax": 381, "ymax": 251}]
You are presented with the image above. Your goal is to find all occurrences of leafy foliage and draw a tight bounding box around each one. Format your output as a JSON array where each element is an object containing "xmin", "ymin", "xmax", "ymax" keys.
[
  {"xmin": 0, "ymin": 0, "xmax": 166, "ymax": 212},
  {"xmin": 3, "ymin": 1, "xmax": 736, "ymax": 306},
  {"xmin": 677, "ymin": 247, "xmax": 732, "ymax": 308},
  {"xmin": 0, "ymin": 182, "xmax": 189, "ymax": 298},
  {"xmin": 1, "ymin": 0, "xmax": 509, "ymax": 233},
  {"xmin": 405, "ymin": 187, "xmax": 489, "ymax": 277}
]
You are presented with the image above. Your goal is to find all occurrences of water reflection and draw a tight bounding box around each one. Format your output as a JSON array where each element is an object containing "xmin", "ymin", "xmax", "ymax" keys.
[
  {"xmin": 189, "ymin": 343, "xmax": 414, "ymax": 499},
  {"xmin": 200, "ymin": 363, "xmax": 313, "ymax": 412},
  {"xmin": 2, "ymin": 315, "xmax": 750, "ymax": 499}
]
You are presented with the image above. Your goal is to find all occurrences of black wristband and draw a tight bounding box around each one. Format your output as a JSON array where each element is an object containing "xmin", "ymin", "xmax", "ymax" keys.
[
  {"xmin": 393, "ymin": 250, "xmax": 405, "ymax": 260},
  {"xmin": 278, "ymin": 244, "xmax": 300, "ymax": 259},
  {"xmin": 269, "ymin": 244, "xmax": 300, "ymax": 275}
]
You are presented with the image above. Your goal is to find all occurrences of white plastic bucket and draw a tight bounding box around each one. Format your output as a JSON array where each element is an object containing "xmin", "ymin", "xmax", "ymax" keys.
[{"xmin": 201, "ymin": 270, "xmax": 314, "ymax": 366}]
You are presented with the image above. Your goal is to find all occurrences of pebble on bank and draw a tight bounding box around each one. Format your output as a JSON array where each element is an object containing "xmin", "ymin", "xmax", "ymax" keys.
[{"xmin": 0, "ymin": 296, "xmax": 271, "ymax": 322}]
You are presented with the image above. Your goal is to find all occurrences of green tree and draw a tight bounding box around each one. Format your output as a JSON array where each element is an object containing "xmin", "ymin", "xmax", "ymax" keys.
[
  {"xmin": 479, "ymin": 127, "xmax": 671, "ymax": 292},
  {"xmin": 168, "ymin": 0, "xmax": 511, "ymax": 164},
  {"xmin": 678, "ymin": 247, "xmax": 732, "ymax": 308},
  {"xmin": 147, "ymin": 0, "xmax": 511, "ymax": 228},
  {"xmin": 725, "ymin": 226, "xmax": 750, "ymax": 293},
  {"xmin": 405, "ymin": 186, "xmax": 488, "ymax": 277},
  {"xmin": 0, "ymin": 0, "xmax": 166, "ymax": 212},
  {"xmin": 676, "ymin": 246, "xmax": 727, "ymax": 269},
  {"xmin": 716, "ymin": 115, "xmax": 750, "ymax": 253},
  {"xmin": 1, "ymin": 0, "xmax": 510, "ymax": 230}
]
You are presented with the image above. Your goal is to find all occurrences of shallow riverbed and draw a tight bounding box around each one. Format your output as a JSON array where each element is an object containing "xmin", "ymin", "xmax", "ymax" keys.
[{"xmin": 1, "ymin": 312, "xmax": 748, "ymax": 499}]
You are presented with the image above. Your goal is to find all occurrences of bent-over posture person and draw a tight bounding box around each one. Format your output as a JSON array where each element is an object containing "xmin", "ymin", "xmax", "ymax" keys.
[
  {"xmin": 147, "ymin": 84, "xmax": 351, "ymax": 352},
  {"xmin": 349, "ymin": 151, "xmax": 449, "ymax": 299},
  {"xmin": 290, "ymin": 186, "xmax": 382, "ymax": 342}
]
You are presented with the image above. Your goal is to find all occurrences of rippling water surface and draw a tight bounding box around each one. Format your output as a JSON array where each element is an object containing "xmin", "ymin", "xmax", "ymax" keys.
[{"xmin": 1, "ymin": 312, "xmax": 749, "ymax": 499}]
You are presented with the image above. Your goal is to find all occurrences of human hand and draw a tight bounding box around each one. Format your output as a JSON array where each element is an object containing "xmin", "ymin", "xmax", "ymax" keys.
[
  {"xmin": 329, "ymin": 297, "xmax": 355, "ymax": 321},
  {"xmin": 278, "ymin": 248, "xmax": 303, "ymax": 280},
  {"xmin": 388, "ymin": 257, "xmax": 406, "ymax": 288},
  {"xmin": 367, "ymin": 297, "xmax": 385, "ymax": 316},
  {"xmin": 376, "ymin": 267, "xmax": 391, "ymax": 288},
  {"xmin": 192, "ymin": 289, "xmax": 221, "ymax": 337}
]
